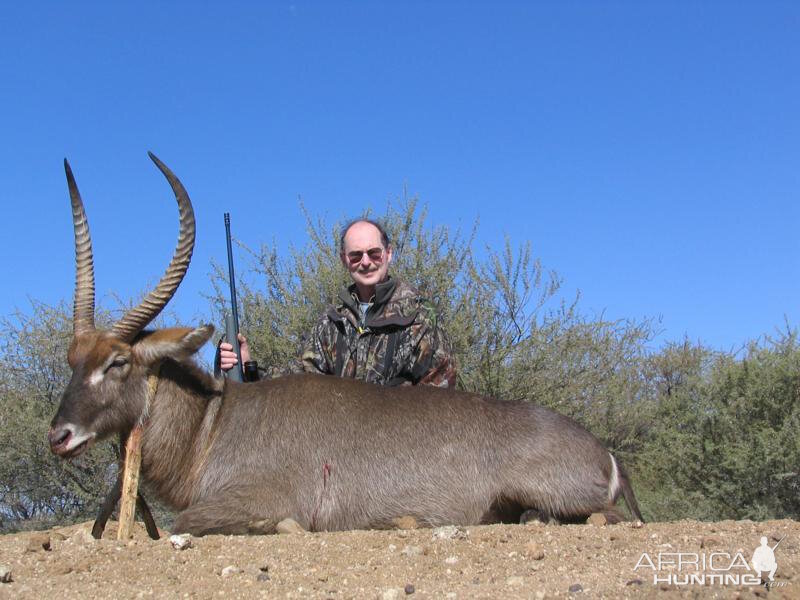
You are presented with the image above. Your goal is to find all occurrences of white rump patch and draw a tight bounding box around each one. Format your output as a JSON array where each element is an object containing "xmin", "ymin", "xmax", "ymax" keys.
[{"xmin": 608, "ymin": 453, "xmax": 621, "ymax": 502}]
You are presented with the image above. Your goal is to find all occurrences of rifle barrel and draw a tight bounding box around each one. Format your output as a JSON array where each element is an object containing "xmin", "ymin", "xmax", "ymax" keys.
[{"xmin": 224, "ymin": 213, "xmax": 240, "ymax": 333}]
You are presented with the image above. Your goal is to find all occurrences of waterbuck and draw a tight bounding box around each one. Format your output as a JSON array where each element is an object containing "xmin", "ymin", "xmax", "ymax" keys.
[{"xmin": 48, "ymin": 153, "xmax": 644, "ymax": 536}]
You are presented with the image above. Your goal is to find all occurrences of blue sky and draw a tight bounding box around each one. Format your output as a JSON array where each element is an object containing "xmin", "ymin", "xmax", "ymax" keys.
[{"xmin": 1, "ymin": 2, "xmax": 798, "ymax": 352}]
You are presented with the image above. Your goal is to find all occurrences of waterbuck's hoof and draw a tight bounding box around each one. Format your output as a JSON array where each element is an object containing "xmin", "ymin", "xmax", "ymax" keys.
[
  {"xmin": 247, "ymin": 520, "xmax": 276, "ymax": 535},
  {"xmin": 587, "ymin": 513, "xmax": 608, "ymax": 526},
  {"xmin": 275, "ymin": 518, "xmax": 305, "ymax": 534},
  {"xmin": 391, "ymin": 516, "xmax": 420, "ymax": 530}
]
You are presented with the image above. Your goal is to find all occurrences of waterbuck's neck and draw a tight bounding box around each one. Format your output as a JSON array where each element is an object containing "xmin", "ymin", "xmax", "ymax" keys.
[{"xmin": 139, "ymin": 359, "xmax": 223, "ymax": 510}]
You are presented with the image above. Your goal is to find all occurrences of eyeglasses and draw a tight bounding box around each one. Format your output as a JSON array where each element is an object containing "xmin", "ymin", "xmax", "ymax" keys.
[{"xmin": 345, "ymin": 247, "xmax": 385, "ymax": 265}]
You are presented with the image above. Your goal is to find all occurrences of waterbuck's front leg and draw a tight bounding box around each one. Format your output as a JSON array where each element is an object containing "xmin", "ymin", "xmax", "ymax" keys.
[
  {"xmin": 92, "ymin": 472, "xmax": 161, "ymax": 540},
  {"xmin": 173, "ymin": 483, "xmax": 304, "ymax": 537},
  {"xmin": 92, "ymin": 474, "xmax": 122, "ymax": 539}
]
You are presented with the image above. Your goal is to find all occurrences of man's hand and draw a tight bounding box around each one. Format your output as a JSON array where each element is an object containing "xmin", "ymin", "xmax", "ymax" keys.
[{"xmin": 219, "ymin": 333, "xmax": 251, "ymax": 371}]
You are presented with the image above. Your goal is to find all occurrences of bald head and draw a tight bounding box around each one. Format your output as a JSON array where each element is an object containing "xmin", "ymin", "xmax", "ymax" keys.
[{"xmin": 339, "ymin": 219, "xmax": 389, "ymax": 251}]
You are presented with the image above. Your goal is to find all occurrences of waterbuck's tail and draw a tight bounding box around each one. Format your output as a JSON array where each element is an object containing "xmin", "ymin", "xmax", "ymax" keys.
[{"xmin": 609, "ymin": 453, "xmax": 645, "ymax": 522}]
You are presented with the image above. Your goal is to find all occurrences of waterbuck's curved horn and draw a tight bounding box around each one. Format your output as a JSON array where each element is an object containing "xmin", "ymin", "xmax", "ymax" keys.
[
  {"xmin": 65, "ymin": 159, "xmax": 96, "ymax": 336},
  {"xmin": 111, "ymin": 152, "xmax": 195, "ymax": 342}
]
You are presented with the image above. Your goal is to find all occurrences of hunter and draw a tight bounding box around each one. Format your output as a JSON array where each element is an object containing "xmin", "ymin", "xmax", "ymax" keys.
[{"xmin": 220, "ymin": 218, "xmax": 456, "ymax": 387}]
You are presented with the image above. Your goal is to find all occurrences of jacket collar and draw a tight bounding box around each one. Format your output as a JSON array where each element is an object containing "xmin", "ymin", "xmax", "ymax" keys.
[
  {"xmin": 337, "ymin": 276, "xmax": 397, "ymax": 315},
  {"xmin": 331, "ymin": 276, "xmax": 416, "ymax": 329}
]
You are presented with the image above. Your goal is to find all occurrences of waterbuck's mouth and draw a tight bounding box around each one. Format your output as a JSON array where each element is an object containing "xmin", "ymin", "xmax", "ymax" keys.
[
  {"xmin": 62, "ymin": 437, "xmax": 93, "ymax": 458},
  {"xmin": 48, "ymin": 426, "xmax": 96, "ymax": 458}
]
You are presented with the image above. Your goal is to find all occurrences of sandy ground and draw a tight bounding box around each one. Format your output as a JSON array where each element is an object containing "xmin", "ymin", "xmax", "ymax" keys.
[{"xmin": 0, "ymin": 518, "xmax": 797, "ymax": 599}]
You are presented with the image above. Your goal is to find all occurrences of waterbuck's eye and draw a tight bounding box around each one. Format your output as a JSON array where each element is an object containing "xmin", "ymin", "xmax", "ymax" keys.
[{"xmin": 107, "ymin": 356, "xmax": 129, "ymax": 371}]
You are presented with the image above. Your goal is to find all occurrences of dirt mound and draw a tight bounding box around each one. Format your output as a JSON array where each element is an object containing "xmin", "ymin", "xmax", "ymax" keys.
[{"xmin": 0, "ymin": 519, "xmax": 797, "ymax": 598}]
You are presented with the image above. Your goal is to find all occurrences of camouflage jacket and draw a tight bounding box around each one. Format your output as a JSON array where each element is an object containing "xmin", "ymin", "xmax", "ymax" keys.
[{"xmin": 295, "ymin": 278, "xmax": 456, "ymax": 387}]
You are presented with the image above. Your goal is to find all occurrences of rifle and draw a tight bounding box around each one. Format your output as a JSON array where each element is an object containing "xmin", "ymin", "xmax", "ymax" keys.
[
  {"xmin": 223, "ymin": 213, "xmax": 259, "ymax": 382},
  {"xmin": 223, "ymin": 213, "xmax": 243, "ymax": 381}
]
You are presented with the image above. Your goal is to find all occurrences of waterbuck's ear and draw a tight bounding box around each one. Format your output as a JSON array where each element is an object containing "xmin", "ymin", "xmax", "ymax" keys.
[{"xmin": 132, "ymin": 325, "xmax": 215, "ymax": 365}]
